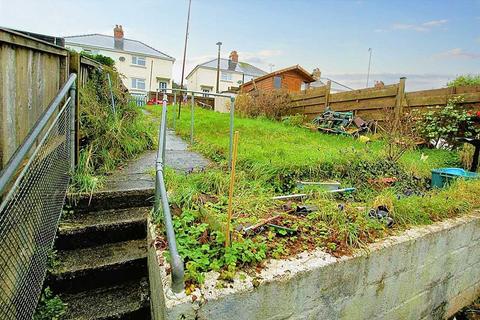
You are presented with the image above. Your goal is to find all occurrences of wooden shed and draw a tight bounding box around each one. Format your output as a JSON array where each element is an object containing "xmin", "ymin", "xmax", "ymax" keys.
[{"xmin": 240, "ymin": 65, "xmax": 316, "ymax": 93}]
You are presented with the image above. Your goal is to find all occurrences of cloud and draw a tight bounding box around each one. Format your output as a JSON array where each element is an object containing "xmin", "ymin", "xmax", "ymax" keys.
[
  {"xmin": 436, "ymin": 48, "xmax": 480, "ymax": 60},
  {"xmin": 381, "ymin": 19, "xmax": 448, "ymax": 33}
]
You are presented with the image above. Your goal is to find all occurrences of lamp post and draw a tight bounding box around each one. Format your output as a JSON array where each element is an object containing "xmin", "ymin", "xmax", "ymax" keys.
[
  {"xmin": 178, "ymin": 0, "xmax": 192, "ymax": 119},
  {"xmin": 216, "ymin": 42, "xmax": 222, "ymax": 93}
]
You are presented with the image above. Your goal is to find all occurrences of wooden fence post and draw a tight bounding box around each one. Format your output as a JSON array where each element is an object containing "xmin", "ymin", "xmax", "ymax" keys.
[
  {"xmin": 69, "ymin": 52, "xmax": 81, "ymax": 166},
  {"xmin": 325, "ymin": 80, "xmax": 331, "ymax": 110},
  {"xmin": 394, "ymin": 77, "xmax": 406, "ymax": 128}
]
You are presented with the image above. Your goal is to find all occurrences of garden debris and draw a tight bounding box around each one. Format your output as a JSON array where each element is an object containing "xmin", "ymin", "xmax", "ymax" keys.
[
  {"xmin": 368, "ymin": 177, "xmax": 398, "ymax": 190},
  {"xmin": 266, "ymin": 224, "xmax": 297, "ymax": 235},
  {"xmin": 241, "ymin": 215, "xmax": 282, "ymax": 235},
  {"xmin": 368, "ymin": 205, "xmax": 394, "ymax": 228},
  {"xmin": 311, "ymin": 109, "xmax": 373, "ymax": 136},
  {"xmin": 296, "ymin": 181, "xmax": 340, "ymax": 191},
  {"xmin": 272, "ymin": 193, "xmax": 308, "ymax": 201},
  {"xmin": 295, "ymin": 204, "xmax": 318, "ymax": 215},
  {"xmin": 312, "ymin": 107, "xmax": 353, "ymax": 135}
]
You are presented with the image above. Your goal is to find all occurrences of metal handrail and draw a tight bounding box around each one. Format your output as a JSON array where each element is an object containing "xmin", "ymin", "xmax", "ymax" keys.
[
  {"xmin": 0, "ymin": 73, "xmax": 77, "ymax": 196},
  {"xmin": 155, "ymin": 94, "xmax": 185, "ymax": 293},
  {"xmin": 157, "ymin": 87, "xmax": 236, "ymax": 169}
]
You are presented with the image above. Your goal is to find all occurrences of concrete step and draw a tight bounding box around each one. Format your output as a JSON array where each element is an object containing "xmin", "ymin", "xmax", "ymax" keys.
[
  {"xmin": 61, "ymin": 277, "xmax": 150, "ymax": 320},
  {"xmin": 50, "ymin": 239, "xmax": 147, "ymax": 294},
  {"xmin": 66, "ymin": 188, "xmax": 154, "ymax": 213},
  {"xmin": 56, "ymin": 207, "xmax": 149, "ymax": 250}
]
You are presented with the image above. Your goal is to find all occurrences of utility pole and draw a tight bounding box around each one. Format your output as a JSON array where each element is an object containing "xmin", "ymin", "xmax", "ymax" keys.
[
  {"xmin": 269, "ymin": 63, "xmax": 275, "ymax": 72},
  {"xmin": 366, "ymin": 47, "xmax": 372, "ymax": 88},
  {"xmin": 216, "ymin": 42, "xmax": 222, "ymax": 93},
  {"xmin": 178, "ymin": 0, "xmax": 192, "ymax": 119}
]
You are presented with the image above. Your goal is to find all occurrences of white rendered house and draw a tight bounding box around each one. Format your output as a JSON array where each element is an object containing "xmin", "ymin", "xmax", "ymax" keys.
[{"xmin": 65, "ymin": 25, "xmax": 175, "ymax": 97}]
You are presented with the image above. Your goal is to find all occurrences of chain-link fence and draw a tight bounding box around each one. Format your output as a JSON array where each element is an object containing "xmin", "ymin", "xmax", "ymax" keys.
[{"xmin": 0, "ymin": 97, "xmax": 73, "ymax": 320}]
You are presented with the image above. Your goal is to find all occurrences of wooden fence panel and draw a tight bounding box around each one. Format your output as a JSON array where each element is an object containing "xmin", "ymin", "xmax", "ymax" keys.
[
  {"xmin": 0, "ymin": 28, "xmax": 68, "ymax": 169},
  {"xmin": 288, "ymin": 78, "xmax": 480, "ymax": 122}
]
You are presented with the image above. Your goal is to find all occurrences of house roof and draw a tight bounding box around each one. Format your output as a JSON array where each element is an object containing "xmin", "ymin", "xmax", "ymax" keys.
[
  {"xmin": 240, "ymin": 65, "xmax": 316, "ymax": 89},
  {"xmin": 64, "ymin": 34, "xmax": 175, "ymax": 61},
  {"xmin": 186, "ymin": 58, "xmax": 267, "ymax": 79}
]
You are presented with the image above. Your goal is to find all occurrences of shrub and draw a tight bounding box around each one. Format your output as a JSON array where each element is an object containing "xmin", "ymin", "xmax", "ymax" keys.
[
  {"xmin": 80, "ymin": 51, "xmax": 115, "ymax": 67},
  {"xmin": 34, "ymin": 287, "xmax": 67, "ymax": 320},
  {"xmin": 447, "ymin": 74, "xmax": 480, "ymax": 87},
  {"xmin": 415, "ymin": 97, "xmax": 479, "ymax": 149},
  {"xmin": 235, "ymin": 90, "xmax": 291, "ymax": 120}
]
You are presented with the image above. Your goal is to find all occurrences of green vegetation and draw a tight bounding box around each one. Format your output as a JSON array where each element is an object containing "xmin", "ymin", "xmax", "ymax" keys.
[
  {"xmin": 34, "ymin": 287, "xmax": 67, "ymax": 320},
  {"xmin": 70, "ymin": 67, "xmax": 156, "ymax": 193},
  {"xmin": 145, "ymin": 105, "xmax": 479, "ymax": 289},
  {"xmin": 79, "ymin": 51, "xmax": 115, "ymax": 67},
  {"xmin": 415, "ymin": 97, "xmax": 480, "ymax": 148},
  {"xmin": 447, "ymin": 74, "xmax": 480, "ymax": 87}
]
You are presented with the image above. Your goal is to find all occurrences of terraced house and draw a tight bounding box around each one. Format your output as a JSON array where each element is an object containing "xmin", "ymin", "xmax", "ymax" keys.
[{"xmin": 65, "ymin": 25, "xmax": 175, "ymax": 98}]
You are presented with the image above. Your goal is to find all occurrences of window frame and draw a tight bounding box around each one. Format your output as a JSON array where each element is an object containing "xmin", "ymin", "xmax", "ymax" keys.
[
  {"xmin": 131, "ymin": 77, "xmax": 146, "ymax": 90},
  {"xmin": 274, "ymin": 76, "xmax": 282, "ymax": 89},
  {"xmin": 131, "ymin": 55, "xmax": 146, "ymax": 67}
]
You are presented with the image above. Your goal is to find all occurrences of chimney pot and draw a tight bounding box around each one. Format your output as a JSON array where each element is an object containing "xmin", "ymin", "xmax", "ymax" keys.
[
  {"xmin": 229, "ymin": 50, "xmax": 238, "ymax": 63},
  {"xmin": 114, "ymin": 24, "xmax": 124, "ymax": 50},
  {"xmin": 312, "ymin": 68, "xmax": 321, "ymax": 81}
]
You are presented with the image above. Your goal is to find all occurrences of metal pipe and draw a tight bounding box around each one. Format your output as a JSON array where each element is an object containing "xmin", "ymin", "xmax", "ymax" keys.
[
  {"xmin": 191, "ymin": 95, "xmax": 195, "ymax": 145},
  {"xmin": 161, "ymin": 88, "xmax": 232, "ymax": 98},
  {"xmin": 106, "ymin": 73, "xmax": 116, "ymax": 114},
  {"xmin": 173, "ymin": 91, "xmax": 177, "ymax": 130},
  {"xmin": 69, "ymin": 80, "xmax": 77, "ymax": 171},
  {"xmin": 155, "ymin": 97, "xmax": 184, "ymax": 293},
  {"xmin": 0, "ymin": 73, "xmax": 77, "ymax": 195},
  {"xmin": 162, "ymin": 94, "xmax": 167, "ymax": 166},
  {"xmin": 229, "ymin": 97, "xmax": 235, "ymax": 169}
]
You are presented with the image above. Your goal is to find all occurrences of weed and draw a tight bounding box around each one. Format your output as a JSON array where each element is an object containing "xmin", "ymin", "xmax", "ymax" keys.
[{"xmin": 33, "ymin": 287, "xmax": 67, "ymax": 320}]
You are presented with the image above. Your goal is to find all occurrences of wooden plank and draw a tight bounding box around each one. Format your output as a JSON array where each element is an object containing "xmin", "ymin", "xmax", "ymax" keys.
[
  {"xmin": 0, "ymin": 28, "xmax": 67, "ymax": 57},
  {"xmin": 394, "ymin": 77, "xmax": 406, "ymax": 126},
  {"xmin": 329, "ymin": 97, "xmax": 396, "ymax": 111},
  {"xmin": 290, "ymin": 96, "xmax": 326, "ymax": 108},
  {"xmin": 454, "ymin": 85, "xmax": 480, "ymax": 94},
  {"xmin": 329, "ymin": 84, "xmax": 398, "ymax": 103}
]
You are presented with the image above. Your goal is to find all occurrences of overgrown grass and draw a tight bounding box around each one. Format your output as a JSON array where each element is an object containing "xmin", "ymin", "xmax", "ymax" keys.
[
  {"xmin": 146, "ymin": 105, "xmax": 476, "ymax": 288},
  {"xmin": 70, "ymin": 69, "xmax": 156, "ymax": 193}
]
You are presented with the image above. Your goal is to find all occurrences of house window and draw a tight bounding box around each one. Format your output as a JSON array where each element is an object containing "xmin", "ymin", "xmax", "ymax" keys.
[
  {"xmin": 131, "ymin": 78, "xmax": 146, "ymax": 90},
  {"xmin": 158, "ymin": 81, "xmax": 167, "ymax": 93},
  {"xmin": 274, "ymin": 76, "xmax": 282, "ymax": 89},
  {"xmin": 202, "ymin": 88, "xmax": 210, "ymax": 97},
  {"xmin": 132, "ymin": 56, "xmax": 146, "ymax": 66},
  {"xmin": 221, "ymin": 72, "xmax": 232, "ymax": 81}
]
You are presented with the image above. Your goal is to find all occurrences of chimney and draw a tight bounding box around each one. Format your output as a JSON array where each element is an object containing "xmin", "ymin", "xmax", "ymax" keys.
[
  {"xmin": 312, "ymin": 68, "xmax": 321, "ymax": 81},
  {"xmin": 114, "ymin": 25, "xmax": 124, "ymax": 50},
  {"xmin": 229, "ymin": 50, "xmax": 238, "ymax": 63}
]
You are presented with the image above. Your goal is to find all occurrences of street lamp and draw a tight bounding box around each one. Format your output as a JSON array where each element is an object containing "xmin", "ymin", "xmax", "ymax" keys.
[
  {"xmin": 366, "ymin": 48, "xmax": 373, "ymax": 88},
  {"xmin": 216, "ymin": 42, "xmax": 222, "ymax": 93}
]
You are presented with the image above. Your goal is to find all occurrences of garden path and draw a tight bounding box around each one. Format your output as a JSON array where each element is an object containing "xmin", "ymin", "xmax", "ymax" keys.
[{"xmin": 101, "ymin": 129, "xmax": 209, "ymax": 192}]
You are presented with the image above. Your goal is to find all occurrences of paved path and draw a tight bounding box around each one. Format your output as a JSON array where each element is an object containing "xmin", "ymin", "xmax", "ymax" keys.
[{"xmin": 102, "ymin": 129, "xmax": 209, "ymax": 192}]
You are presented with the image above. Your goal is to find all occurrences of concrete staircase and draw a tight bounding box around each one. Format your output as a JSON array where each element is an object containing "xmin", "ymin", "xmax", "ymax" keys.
[{"xmin": 48, "ymin": 190, "xmax": 153, "ymax": 319}]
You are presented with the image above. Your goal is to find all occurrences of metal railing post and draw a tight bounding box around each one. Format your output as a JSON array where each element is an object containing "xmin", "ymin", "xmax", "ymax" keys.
[
  {"xmin": 155, "ymin": 92, "xmax": 185, "ymax": 293},
  {"xmin": 69, "ymin": 79, "xmax": 77, "ymax": 171},
  {"xmin": 173, "ymin": 91, "xmax": 177, "ymax": 130},
  {"xmin": 190, "ymin": 94, "xmax": 195, "ymax": 145},
  {"xmin": 229, "ymin": 96, "xmax": 235, "ymax": 169}
]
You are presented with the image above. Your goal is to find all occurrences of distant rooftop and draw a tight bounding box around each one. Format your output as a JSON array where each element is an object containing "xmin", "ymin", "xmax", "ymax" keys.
[
  {"xmin": 64, "ymin": 33, "xmax": 174, "ymax": 61},
  {"xmin": 188, "ymin": 58, "xmax": 267, "ymax": 79}
]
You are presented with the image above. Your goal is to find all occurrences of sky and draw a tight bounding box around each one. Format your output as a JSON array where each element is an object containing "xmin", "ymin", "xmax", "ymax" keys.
[{"xmin": 1, "ymin": 0, "xmax": 479, "ymax": 90}]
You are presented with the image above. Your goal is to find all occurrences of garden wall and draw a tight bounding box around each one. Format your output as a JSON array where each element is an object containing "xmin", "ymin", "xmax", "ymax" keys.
[
  {"xmin": 148, "ymin": 212, "xmax": 480, "ymax": 320},
  {"xmin": 288, "ymin": 78, "xmax": 480, "ymax": 122}
]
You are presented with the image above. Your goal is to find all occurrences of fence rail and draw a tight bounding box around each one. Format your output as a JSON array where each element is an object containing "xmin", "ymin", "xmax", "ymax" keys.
[
  {"xmin": 0, "ymin": 74, "xmax": 76, "ymax": 320},
  {"xmin": 288, "ymin": 78, "xmax": 480, "ymax": 121}
]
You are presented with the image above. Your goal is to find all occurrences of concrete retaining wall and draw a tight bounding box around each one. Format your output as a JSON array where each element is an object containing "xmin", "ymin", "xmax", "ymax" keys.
[{"xmin": 148, "ymin": 213, "xmax": 480, "ymax": 320}]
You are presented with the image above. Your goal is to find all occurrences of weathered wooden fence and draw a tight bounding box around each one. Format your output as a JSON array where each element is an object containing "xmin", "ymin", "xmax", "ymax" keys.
[
  {"xmin": 0, "ymin": 28, "xmax": 69, "ymax": 169},
  {"xmin": 147, "ymin": 91, "xmax": 215, "ymax": 108},
  {"xmin": 289, "ymin": 78, "xmax": 480, "ymax": 121}
]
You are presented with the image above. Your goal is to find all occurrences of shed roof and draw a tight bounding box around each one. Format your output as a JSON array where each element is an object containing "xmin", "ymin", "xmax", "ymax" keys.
[
  {"xmin": 240, "ymin": 65, "xmax": 316, "ymax": 89},
  {"xmin": 64, "ymin": 33, "xmax": 175, "ymax": 61}
]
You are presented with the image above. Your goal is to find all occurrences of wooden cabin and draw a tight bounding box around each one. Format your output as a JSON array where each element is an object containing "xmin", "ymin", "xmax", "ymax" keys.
[{"xmin": 240, "ymin": 65, "xmax": 316, "ymax": 93}]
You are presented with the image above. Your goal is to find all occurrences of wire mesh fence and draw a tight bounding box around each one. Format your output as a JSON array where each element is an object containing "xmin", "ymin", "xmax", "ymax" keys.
[{"xmin": 0, "ymin": 100, "xmax": 72, "ymax": 320}]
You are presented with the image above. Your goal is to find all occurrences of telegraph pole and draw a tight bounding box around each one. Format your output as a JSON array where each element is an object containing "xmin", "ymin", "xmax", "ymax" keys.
[
  {"xmin": 366, "ymin": 47, "xmax": 372, "ymax": 88},
  {"xmin": 178, "ymin": 0, "xmax": 192, "ymax": 119}
]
